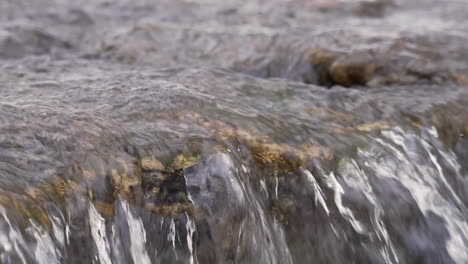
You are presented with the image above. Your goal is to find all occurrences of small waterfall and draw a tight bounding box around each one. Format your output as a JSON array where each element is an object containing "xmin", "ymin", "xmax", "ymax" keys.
[
  {"xmin": 1, "ymin": 124, "xmax": 467, "ymax": 263},
  {"xmin": 2, "ymin": 0, "xmax": 468, "ymax": 261},
  {"xmin": 359, "ymin": 127, "xmax": 468, "ymax": 263},
  {"xmin": 185, "ymin": 152, "xmax": 293, "ymax": 264}
]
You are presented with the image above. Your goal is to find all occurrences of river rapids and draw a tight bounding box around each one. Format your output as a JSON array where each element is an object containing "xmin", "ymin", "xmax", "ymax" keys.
[{"xmin": 1, "ymin": 0, "xmax": 468, "ymax": 263}]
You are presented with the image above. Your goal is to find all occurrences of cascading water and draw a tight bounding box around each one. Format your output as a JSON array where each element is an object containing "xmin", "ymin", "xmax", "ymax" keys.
[
  {"xmin": 1, "ymin": 0, "xmax": 468, "ymax": 263},
  {"xmin": 0, "ymin": 62, "xmax": 466, "ymax": 263}
]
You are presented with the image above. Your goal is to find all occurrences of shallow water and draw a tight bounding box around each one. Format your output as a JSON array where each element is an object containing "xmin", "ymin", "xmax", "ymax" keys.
[{"xmin": 1, "ymin": 0, "xmax": 468, "ymax": 263}]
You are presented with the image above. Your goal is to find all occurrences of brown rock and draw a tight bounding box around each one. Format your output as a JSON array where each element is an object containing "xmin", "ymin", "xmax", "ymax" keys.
[
  {"xmin": 452, "ymin": 72, "xmax": 468, "ymax": 85},
  {"xmin": 329, "ymin": 52, "xmax": 376, "ymax": 87},
  {"xmin": 141, "ymin": 156, "xmax": 165, "ymax": 171},
  {"xmin": 356, "ymin": 121, "xmax": 390, "ymax": 132}
]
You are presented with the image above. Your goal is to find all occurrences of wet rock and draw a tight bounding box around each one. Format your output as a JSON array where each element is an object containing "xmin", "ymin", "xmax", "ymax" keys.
[
  {"xmin": 308, "ymin": 47, "xmax": 381, "ymax": 87},
  {"xmin": 423, "ymin": 103, "xmax": 468, "ymax": 148},
  {"xmin": 141, "ymin": 156, "xmax": 194, "ymax": 217},
  {"xmin": 355, "ymin": 121, "xmax": 390, "ymax": 132},
  {"xmin": 353, "ymin": 0, "xmax": 395, "ymax": 17},
  {"xmin": 0, "ymin": 58, "xmax": 467, "ymax": 262},
  {"xmin": 0, "ymin": 25, "xmax": 72, "ymax": 59},
  {"xmin": 308, "ymin": 48, "xmax": 342, "ymax": 86},
  {"xmin": 302, "ymin": 33, "xmax": 468, "ymax": 87},
  {"xmin": 176, "ymin": 111, "xmax": 333, "ymax": 173},
  {"xmin": 48, "ymin": 8, "xmax": 94, "ymax": 26},
  {"xmin": 271, "ymin": 198, "xmax": 297, "ymax": 224},
  {"xmin": 452, "ymin": 72, "xmax": 468, "ymax": 85},
  {"xmin": 329, "ymin": 52, "xmax": 376, "ymax": 87},
  {"xmin": 171, "ymin": 153, "xmax": 199, "ymax": 170},
  {"xmin": 100, "ymin": 22, "xmax": 161, "ymax": 63},
  {"xmin": 7, "ymin": 151, "xmax": 196, "ymax": 222},
  {"xmin": 0, "ymin": 189, "xmax": 53, "ymax": 232},
  {"xmin": 232, "ymin": 48, "xmax": 319, "ymax": 84},
  {"xmin": 141, "ymin": 156, "xmax": 165, "ymax": 170},
  {"xmin": 94, "ymin": 9, "xmax": 468, "ymax": 88},
  {"xmin": 93, "ymin": 200, "xmax": 115, "ymax": 219}
]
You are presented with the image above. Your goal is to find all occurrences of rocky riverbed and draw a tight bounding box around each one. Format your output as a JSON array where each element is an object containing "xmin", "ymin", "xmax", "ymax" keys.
[{"xmin": 1, "ymin": 0, "xmax": 468, "ymax": 263}]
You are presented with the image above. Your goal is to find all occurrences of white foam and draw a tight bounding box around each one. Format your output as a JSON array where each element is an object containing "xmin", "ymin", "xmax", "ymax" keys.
[
  {"xmin": 185, "ymin": 213, "xmax": 197, "ymax": 264},
  {"xmin": 327, "ymin": 171, "xmax": 365, "ymax": 234},
  {"xmin": 119, "ymin": 200, "xmax": 151, "ymax": 264},
  {"xmin": 29, "ymin": 220, "xmax": 59, "ymax": 264},
  {"xmin": 0, "ymin": 207, "xmax": 28, "ymax": 263},
  {"xmin": 366, "ymin": 128, "xmax": 468, "ymax": 263},
  {"xmin": 302, "ymin": 168, "xmax": 329, "ymax": 215},
  {"xmin": 88, "ymin": 203, "xmax": 112, "ymax": 264}
]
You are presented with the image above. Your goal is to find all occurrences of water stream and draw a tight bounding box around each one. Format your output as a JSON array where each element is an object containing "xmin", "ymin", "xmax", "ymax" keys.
[{"xmin": 1, "ymin": 0, "xmax": 468, "ymax": 263}]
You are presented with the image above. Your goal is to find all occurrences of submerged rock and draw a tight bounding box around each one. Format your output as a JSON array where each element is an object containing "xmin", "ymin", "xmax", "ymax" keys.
[
  {"xmin": 1, "ymin": 0, "xmax": 468, "ymax": 261},
  {"xmin": 329, "ymin": 51, "xmax": 377, "ymax": 87},
  {"xmin": 0, "ymin": 25, "xmax": 72, "ymax": 59}
]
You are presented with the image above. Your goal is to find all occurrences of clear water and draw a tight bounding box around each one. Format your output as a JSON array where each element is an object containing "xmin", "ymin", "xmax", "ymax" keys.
[{"xmin": 0, "ymin": 0, "xmax": 468, "ymax": 263}]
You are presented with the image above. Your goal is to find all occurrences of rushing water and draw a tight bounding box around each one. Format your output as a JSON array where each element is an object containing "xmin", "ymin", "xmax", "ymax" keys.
[{"xmin": 1, "ymin": 0, "xmax": 468, "ymax": 263}]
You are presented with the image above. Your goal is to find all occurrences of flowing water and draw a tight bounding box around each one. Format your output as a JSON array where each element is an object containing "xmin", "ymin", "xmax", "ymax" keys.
[{"xmin": 1, "ymin": 0, "xmax": 468, "ymax": 263}]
